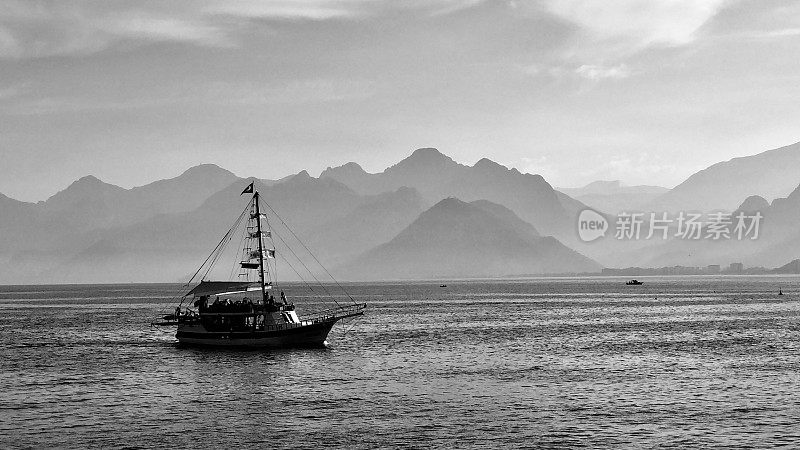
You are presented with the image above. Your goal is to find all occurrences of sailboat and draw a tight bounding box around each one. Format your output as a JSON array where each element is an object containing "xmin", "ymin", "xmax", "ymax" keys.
[{"xmin": 153, "ymin": 182, "xmax": 365, "ymax": 347}]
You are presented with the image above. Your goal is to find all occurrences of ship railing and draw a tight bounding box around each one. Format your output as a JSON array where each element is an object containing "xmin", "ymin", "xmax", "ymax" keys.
[
  {"xmin": 179, "ymin": 303, "xmax": 365, "ymax": 331},
  {"xmin": 194, "ymin": 303, "xmax": 365, "ymax": 318},
  {"xmin": 303, "ymin": 303, "xmax": 366, "ymax": 324}
]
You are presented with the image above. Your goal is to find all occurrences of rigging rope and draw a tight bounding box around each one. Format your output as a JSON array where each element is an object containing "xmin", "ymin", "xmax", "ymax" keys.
[
  {"xmin": 229, "ymin": 219, "xmax": 246, "ymax": 282},
  {"xmin": 259, "ymin": 199, "xmax": 358, "ymax": 305},
  {"xmin": 182, "ymin": 202, "xmax": 249, "ymax": 292},
  {"xmin": 270, "ymin": 248, "xmax": 334, "ymax": 315},
  {"xmin": 200, "ymin": 205, "xmax": 249, "ymax": 282},
  {"xmin": 159, "ymin": 205, "xmax": 249, "ymax": 313},
  {"xmin": 269, "ymin": 227, "xmax": 342, "ymax": 308},
  {"xmin": 168, "ymin": 194, "xmax": 360, "ymax": 318}
]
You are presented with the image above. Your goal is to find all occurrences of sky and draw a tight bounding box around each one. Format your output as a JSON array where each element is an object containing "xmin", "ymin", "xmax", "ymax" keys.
[{"xmin": 1, "ymin": 0, "xmax": 799, "ymax": 202}]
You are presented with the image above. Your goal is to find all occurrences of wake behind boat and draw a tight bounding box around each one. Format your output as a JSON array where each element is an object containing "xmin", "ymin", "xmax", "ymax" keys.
[{"xmin": 153, "ymin": 182, "xmax": 365, "ymax": 348}]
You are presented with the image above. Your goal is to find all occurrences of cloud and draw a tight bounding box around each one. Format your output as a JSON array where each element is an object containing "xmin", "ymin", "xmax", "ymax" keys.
[
  {"xmin": 0, "ymin": 0, "xmax": 488, "ymax": 59},
  {"xmin": 726, "ymin": 27, "xmax": 800, "ymax": 41},
  {"xmin": 204, "ymin": 0, "xmax": 487, "ymax": 20},
  {"xmin": 522, "ymin": 62, "xmax": 634, "ymax": 84},
  {"xmin": 0, "ymin": 0, "xmax": 363, "ymax": 59},
  {"xmin": 517, "ymin": 1, "xmax": 727, "ymax": 88},
  {"xmin": 413, "ymin": 0, "xmax": 487, "ymax": 16},
  {"xmin": 0, "ymin": 83, "xmax": 28, "ymax": 101},
  {"xmin": 99, "ymin": 14, "xmax": 228, "ymax": 46},
  {"xmin": 709, "ymin": 1, "xmax": 800, "ymax": 42},
  {"xmin": 0, "ymin": 2, "xmax": 231, "ymax": 58},
  {"xmin": 1, "ymin": 77, "xmax": 375, "ymax": 115},
  {"xmin": 762, "ymin": 28, "xmax": 800, "ymax": 37},
  {"xmin": 541, "ymin": 0, "xmax": 729, "ymax": 54},
  {"xmin": 202, "ymin": 0, "xmax": 367, "ymax": 21},
  {"xmin": 1, "ymin": 94, "xmax": 176, "ymax": 116},
  {"xmin": 575, "ymin": 64, "xmax": 632, "ymax": 81}
]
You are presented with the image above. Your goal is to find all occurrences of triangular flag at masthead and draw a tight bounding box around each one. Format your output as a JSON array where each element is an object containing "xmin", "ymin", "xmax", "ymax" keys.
[{"xmin": 241, "ymin": 182, "xmax": 254, "ymax": 195}]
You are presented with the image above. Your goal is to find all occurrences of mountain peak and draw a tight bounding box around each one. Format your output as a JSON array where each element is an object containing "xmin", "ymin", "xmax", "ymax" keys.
[
  {"xmin": 410, "ymin": 147, "xmax": 447, "ymax": 159},
  {"xmin": 180, "ymin": 164, "xmax": 235, "ymax": 178},
  {"xmin": 393, "ymin": 186, "xmax": 419, "ymax": 196},
  {"xmin": 473, "ymin": 158, "xmax": 508, "ymax": 172},
  {"xmin": 75, "ymin": 175, "xmax": 103, "ymax": 185},
  {"xmin": 340, "ymin": 194, "xmax": 598, "ymax": 279},
  {"xmin": 397, "ymin": 148, "xmax": 457, "ymax": 167},
  {"xmin": 738, "ymin": 195, "xmax": 770, "ymax": 212},
  {"xmin": 432, "ymin": 197, "xmax": 467, "ymax": 209},
  {"xmin": 340, "ymin": 161, "xmax": 365, "ymax": 171},
  {"xmin": 44, "ymin": 174, "xmax": 125, "ymax": 209},
  {"xmin": 62, "ymin": 175, "xmax": 124, "ymax": 194},
  {"xmin": 386, "ymin": 148, "xmax": 459, "ymax": 176},
  {"xmin": 278, "ymin": 169, "xmax": 356, "ymax": 195},
  {"xmin": 280, "ymin": 169, "xmax": 315, "ymax": 186},
  {"xmin": 320, "ymin": 162, "xmax": 367, "ymax": 178}
]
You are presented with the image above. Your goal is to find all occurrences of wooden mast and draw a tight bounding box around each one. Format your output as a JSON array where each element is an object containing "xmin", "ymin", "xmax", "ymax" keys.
[{"xmin": 253, "ymin": 191, "xmax": 269, "ymax": 305}]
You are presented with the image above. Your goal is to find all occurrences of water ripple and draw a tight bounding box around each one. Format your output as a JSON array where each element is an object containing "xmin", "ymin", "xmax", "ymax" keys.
[{"xmin": 1, "ymin": 277, "xmax": 799, "ymax": 448}]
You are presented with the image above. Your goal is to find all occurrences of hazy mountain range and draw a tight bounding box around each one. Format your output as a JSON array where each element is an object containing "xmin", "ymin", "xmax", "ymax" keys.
[
  {"xmin": 320, "ymin": 148, "xmax": 585, "ymax": 239},
  {"xmin": 647, "ymin": 141, "xmax": 800, "ymax": 212},
  {"xmin": 340, "ymin": 198, "xmax": 600, "ymax": 279},
  {"xmin": 615, "ymin": 180, "xmax": 800, "ymax": 269},
  {"xmin": 558, "ymin": 180, "xmax": 668, "ymax": 215},
  {"xmin": 0, "ymin": 142, "xmax": 798, "ymax": 283},
  {"xmin": 0, "ymin": 149, "xmax": 602, "ymax": 283}
]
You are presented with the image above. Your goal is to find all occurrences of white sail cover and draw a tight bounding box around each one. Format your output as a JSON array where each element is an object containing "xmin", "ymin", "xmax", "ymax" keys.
[{"xmin": 186, "ymin": 281, "xmax": 260, "ymax": 297}]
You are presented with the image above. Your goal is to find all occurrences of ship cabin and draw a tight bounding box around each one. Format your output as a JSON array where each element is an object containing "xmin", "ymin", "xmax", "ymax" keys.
[{"xmin": 182, "ymin": 281, "xmax": 302, "ymax": 332}]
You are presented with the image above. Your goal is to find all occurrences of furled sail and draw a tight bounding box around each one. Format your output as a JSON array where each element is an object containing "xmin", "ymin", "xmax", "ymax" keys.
[{"xmin": 186, "ymin": 281, "xmax": 260, "ymax": 297}]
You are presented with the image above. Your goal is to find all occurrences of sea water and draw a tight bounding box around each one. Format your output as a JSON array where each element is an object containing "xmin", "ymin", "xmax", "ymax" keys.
[{"xmin": 1, "ymin": 277, "xmax": 799, "ymax": 448}]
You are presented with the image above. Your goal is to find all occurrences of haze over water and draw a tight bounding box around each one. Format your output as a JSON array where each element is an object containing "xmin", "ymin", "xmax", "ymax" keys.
[{"xmin": 2, "ymin": 277, "xmax": 799, "ymax": 448}]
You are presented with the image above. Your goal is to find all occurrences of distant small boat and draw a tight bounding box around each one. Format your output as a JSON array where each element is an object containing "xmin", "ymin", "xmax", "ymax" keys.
[
  {"xmin": 440, "ymin": 284, "xmax": 447, "ymax": 288},
  {"xmin": 779, "ymin": 289, "xmax": 784, "ymax": 296},
  {"xmin": 626, "ymin": 279, "xmax": 644, "ymax": 285}
]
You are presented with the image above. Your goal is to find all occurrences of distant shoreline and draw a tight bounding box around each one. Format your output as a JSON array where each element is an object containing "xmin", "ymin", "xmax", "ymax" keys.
[{"xmin": 2, "ymin": 273, "xmax": 800, "ymax": 288}]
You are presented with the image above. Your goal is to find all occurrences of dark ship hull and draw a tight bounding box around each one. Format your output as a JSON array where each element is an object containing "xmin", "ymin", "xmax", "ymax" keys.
[
  {"xmin": 176, "ymin": 320, "xmax": 337, "ymax": 348},
  {"xmin": 174, "ymin": 303, "xmax": 364, "ymax": 348}
]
